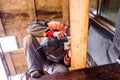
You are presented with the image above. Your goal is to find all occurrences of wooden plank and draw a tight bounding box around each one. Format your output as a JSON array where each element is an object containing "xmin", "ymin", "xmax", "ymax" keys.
[
  {"xmin": 4, "ymin": 49, "xmax": 28, "ymax": 75},
  {"xmin": 69, "ymin": 0, "xmax": 89, "ymax": 70},
  {"xmin": 0, "ymin": 18, "xmax": 6, "ymax": 37},
  {"xmin": 26, "ymin": 0, "xmax": 37, "ymax": 22},
  {"xmin": 5, "ymin": 52, "xmax": 17, "ymax": 75},
  {"xmin": 10, "ymin": 49, "xmax": 28, "ymax": 74},
  {"xmin": 30, "ymin": 63, "xmax": 120, "ymax": 80},
  {"xmin": 62, "ymin": 0, "xmax": 69, "ymax": 24}
]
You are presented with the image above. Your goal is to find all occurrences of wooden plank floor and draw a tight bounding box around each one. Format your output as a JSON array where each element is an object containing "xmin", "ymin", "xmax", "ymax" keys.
[{"xmin": 30, "ymin": 63, "xmax": 120, "ymax": 80}]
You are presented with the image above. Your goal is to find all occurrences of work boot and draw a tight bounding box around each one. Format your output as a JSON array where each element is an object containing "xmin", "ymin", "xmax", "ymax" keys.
[{"xmin": 31, "ymin": 70, "xmax": 44, "ymax": 78}]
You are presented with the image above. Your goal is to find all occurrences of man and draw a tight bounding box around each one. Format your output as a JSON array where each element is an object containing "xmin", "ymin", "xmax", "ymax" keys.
[{"xmin": 23, "ymin": 21, "xmax": 70, "ymax": 78}]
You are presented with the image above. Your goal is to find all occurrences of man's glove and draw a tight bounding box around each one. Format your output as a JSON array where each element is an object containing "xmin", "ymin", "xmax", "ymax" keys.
[{"xmin": 47, "ymin": 21, "xmax": 68, "ymax": 32}]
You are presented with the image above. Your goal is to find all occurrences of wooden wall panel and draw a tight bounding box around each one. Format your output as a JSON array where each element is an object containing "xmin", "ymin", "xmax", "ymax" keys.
[
  {"xmin": 35, "ymin": 0, "xmax": 63, "ymax": 21},
  {"xmin": 26, "ymin": 0, "xmax": 37, "ymax": 22},
  {"xmin": 0, "ymin": 0, "xmax": 64, "ymax": 48},
  {"xmin": 0, "ymin": 0, "xmax": 30, "ymax": 48},
  {"xmin": 10, "ymin": 49, "xmax": 28, "ymax": 74},
  {"xmin": 5, "ymin": 49, "xmax": 28, "ymax": 75},
  {"xmin": 5, "ymin": 52, "xmax": 17, "ymax": 75},
  {"xmin": 0, "ymin": 18, "xmax": 6, "ymax": 37},
  {"xmin": 62, "ymin": 0, "xmax": 70, "ymax": 24}
]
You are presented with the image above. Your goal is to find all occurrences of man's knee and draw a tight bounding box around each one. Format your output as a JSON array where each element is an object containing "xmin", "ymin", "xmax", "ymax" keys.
[
  {"xmin": 44, "ymin": 64, "xmax": 69, "ymax": 74},
  {"xmin": 23, "ymin": 34, "xmax": 34, "ymax": 46}
]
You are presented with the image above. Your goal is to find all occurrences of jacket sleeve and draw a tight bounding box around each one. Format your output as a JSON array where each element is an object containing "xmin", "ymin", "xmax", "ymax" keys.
[{"xmin": 28, "ymin": 21, "xmax": 48, "ymax": 37}]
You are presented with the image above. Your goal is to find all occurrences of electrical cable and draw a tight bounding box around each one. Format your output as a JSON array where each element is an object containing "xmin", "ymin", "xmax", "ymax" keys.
[
  {"xmin": 20, "ymin": 45, "xmax": 45, "ymax": 80},
  {"xmin": 20, "ymin": 37, "xmax": 69, "ymax": 80}
]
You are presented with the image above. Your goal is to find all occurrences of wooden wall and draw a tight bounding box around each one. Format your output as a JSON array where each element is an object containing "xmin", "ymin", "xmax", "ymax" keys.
[
  {"xmin": 5, "ymin": 49, "xmax": 27, "ymax": 75},
  {"xmin": 70, "ymin": 0, "xmax": 89, "ymax": 70},
  {"xmin": 35, "ymin": 0, "xmax": 63, "ymax": 21},
  {"xmin": 0, "ymin": 0, "xmax": 69, "ymax": 76},
  {"xmin": 0, "ymin": 0, "xmax": 30, "ymax": 48},
  {"xmin": 0, "ymin": 0, "xmax": 64, "ymax": 48}
]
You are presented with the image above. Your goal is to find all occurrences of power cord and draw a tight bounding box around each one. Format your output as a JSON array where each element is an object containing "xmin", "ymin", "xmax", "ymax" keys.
[
  {"xmin": 20, "ymin": 45, "xmax": 45, "ymax": 80},
  {"xmin": 20, "ymin": 37, "xmax": 69, "ymax": 80}
]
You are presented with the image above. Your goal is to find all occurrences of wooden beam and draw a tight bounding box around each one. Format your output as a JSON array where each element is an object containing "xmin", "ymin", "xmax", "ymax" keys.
[
  {"xmin": 69, "ymin": 0, "xmax": 89, "ymax": 70},
  {"xmin": 0, "ymin": 18, "xmax": 6, "ymax": 37},
  {"xmin": 30, "ymin": 63, "xmax": 120, "ymax": 80},
  {"xmin": 5, "ymin": 52, "xmax": 17, "ymax": 75},
  {"xmin": 62, "ymin": 0, "xmax": 70, "ymax": 24},
  {"xmin": 26, "ymin": 0, "xmax": 37, "ymax": 22}
]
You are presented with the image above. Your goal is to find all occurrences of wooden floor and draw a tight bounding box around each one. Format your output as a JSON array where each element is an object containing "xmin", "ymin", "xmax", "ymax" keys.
[{"xmin": 29, "ymin": 63, "xmax": 120, "ymax": 80}]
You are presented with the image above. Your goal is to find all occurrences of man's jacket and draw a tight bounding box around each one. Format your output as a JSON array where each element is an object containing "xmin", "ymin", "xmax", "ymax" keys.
[{"xmin": 28, "ymin": 21, "xmax": 70, "ymax": 63}]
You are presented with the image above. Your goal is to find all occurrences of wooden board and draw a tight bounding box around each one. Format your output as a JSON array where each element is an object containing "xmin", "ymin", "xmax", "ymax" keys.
[
  {"xmin": 62, "ymin": 0, "xmax": 69, "ymax": 24},
  {"xmin": 26, "ymin": 0, "xmax": 37, "ymax": 22},
  {"xmin": 5, "ymin": 49, "xmax": 28, "ymax": 75},
  {"xmin": 0, "ymin": 18, "xmax": 6, "ymax": 37},
  {"xmin": 5, "ymin": 52, "xmax": 17, "ymax": 75},
  {"xmin": 69, "ymin": 0, "xmax": 89, "ymax": 70},
  {"xmin": 30, "ymin": 63, "xmax": 120, "ymax": 80}
]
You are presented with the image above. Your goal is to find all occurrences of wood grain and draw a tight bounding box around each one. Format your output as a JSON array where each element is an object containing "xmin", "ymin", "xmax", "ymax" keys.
[{"xmin": 69, "ymin": 0, "xmax": 89, "ymax": 70}]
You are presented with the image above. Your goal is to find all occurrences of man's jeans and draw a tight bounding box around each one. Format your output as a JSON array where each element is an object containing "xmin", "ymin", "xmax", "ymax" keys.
[{"xmin": 23, "ymin": 34, "xmax": 69, "ymax": 73}]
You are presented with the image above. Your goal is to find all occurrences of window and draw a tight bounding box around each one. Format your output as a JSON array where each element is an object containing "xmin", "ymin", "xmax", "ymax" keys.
[
  {"xmin": 0, "ymin": 36, "xmax": 18, "ymax": 52},
  {"xmin": 90, "ymin": 0, "xmax": 120, "ymax": 25},
  {"xmin": 99, "ymin": 0, "xmax": 120, "ymax": 24},
  {"xmin": 89, "ymin": 0, "xmax": 120, "ymax": 67},
  {"xmin": 90, "ymin": 0, "xmax": 98, "ymax": 15}
]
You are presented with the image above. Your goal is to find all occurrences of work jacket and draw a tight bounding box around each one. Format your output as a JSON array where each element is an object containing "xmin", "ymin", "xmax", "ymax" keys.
[{"xmin": 28, "ymin": 21, "xmax": 70, "ymax": 63}]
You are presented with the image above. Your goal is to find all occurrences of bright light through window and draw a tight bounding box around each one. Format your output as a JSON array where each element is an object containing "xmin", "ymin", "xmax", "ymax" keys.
[{"xmin": 0, "ymin": 36, "xmax": 18, "ymax": 52}]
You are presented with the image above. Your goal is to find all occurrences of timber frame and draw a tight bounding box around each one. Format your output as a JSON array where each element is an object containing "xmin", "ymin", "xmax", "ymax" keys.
[{"xmin": 69, "ymin": 0, "xmax": 89, "ymax": 70}]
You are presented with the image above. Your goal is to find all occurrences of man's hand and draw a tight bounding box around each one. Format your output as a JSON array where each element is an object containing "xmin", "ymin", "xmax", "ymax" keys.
[
  {"xmin": 47, "ymin": 21, "xmax": 68, "ymax": 32},
  {"xmin": 53, "ymin": 31, "xmax": 67, "ymax": 39}
]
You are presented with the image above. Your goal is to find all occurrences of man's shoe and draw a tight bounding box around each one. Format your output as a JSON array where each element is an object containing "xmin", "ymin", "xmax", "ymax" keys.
[{"xmin": 31, "ymin": 70, "xmax": 44, "ymax": 78}]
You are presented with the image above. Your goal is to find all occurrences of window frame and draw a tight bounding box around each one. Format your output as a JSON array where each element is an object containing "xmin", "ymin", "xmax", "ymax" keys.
[{"xmin": 89, "ymin": 0, "xmax": 118, "ymax": 34}]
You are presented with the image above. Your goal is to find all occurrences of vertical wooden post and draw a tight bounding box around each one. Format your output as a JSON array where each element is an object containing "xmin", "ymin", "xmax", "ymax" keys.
[
  {"xmin": 62, "ymin": 0, "xmax": 70, "ymax": 24},
  {"xmin": 26, "ymin": 0, "xmax": 37, "ymax": 22},
  {"xmin": 0, "ymin": 18, "xmax": 6, "ymax": 37},
  {"xmin": 69, "ymin": 0, "xmax": 89, "ymax": 70}
]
